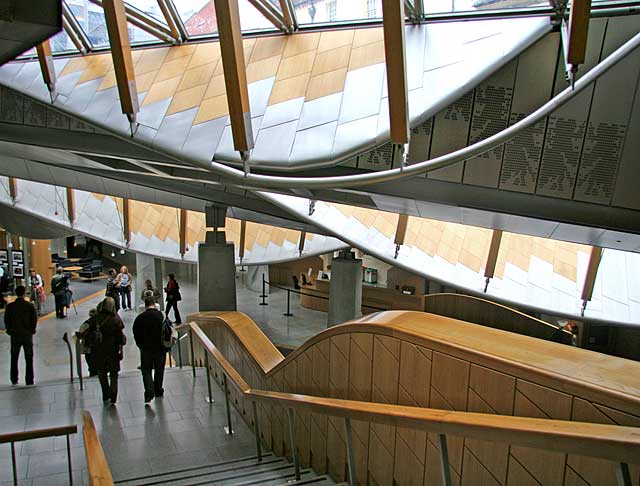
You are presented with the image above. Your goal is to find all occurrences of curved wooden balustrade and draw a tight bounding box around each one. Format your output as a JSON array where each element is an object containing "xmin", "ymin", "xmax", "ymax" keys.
[
  {"xmin": 82, "ymin": 411, "xmax": 114, "ymax": 486},
  {"xmin": 423, "ymin": 293, "xmax": 573, "ymax": 343},
  {"xmin": 184, "ymin": 310, "xmax": 640, "ymax": 486}
]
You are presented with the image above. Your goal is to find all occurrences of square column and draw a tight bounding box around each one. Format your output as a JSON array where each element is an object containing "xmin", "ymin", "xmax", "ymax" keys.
[
  {"xmin": 198, "ymin": 206, "xmax": 237, "ymax": 312},
  {"xmin": 328, "ymin": 250, "xmax": 362, "ymax": 327}
]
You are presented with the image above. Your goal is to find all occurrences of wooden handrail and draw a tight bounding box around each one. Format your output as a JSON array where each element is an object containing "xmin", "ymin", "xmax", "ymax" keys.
[
  {"xmin": 0, "ymin": 425, "xmax": 77, "ymax": 445},
  {"xmin": 248, "ymin": 390, "xmax": 640, "ymax": 464},
  {"xmin": 189, "ymin": 322, "xmax": 251, "ymax": 393},
  {"xmin": 82, "ymin": 411, "xmax": 114, "ymax": 486},
  {"xmin": 184, "ymin": 320, "xmax": 640, "ymax": 467}
]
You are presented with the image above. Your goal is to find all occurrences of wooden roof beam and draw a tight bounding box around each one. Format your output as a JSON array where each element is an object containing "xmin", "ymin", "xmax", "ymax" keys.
[
  {"xmin": 122, "ymin": 198, "xmax": 131, "ymax": 245},
  {"xmin": 394, "ymin": 214, "xmax": 409, "ymax": 259},
  {"xmin": 239, "ymin": 220, "xmax": 247, "ymax": 264},
  {"xmin": 562, "ymin": 0, "xmax": 592, "ymax": 87},
  {"xmin": 36, "ymin": 40, "xmax": 57, "ymax": 101},
  {"xmin": 66, "ymin": 188, "xmax": 75, "ymax": 225},
  {"xmin": 382, "ymin": 0, "xmax": 410, "ymax": 169},
  {"xmin": 102, "ymin": 0, "xmax": 140, "ymax": 135},
  {"xmin": 215, "ymin": 0, "xmax": 254, "ymax": 171},
  {"xmin": 484, "ymin": 229, "xmax": 503, "ymax": 292},
  {"xmin": 298, "ymin": 231, "xmax": 306, "ymax": 256},
  {"xmin": 179, "ymin": 209, "xmax": 188, "ymax": 257},
  {"xmin": 581, "ymin": 246, "xmax": 603, "ymax": 316}
]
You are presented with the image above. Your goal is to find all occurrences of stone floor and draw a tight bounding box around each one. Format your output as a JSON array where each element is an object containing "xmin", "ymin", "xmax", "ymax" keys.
[{"xmin": 0, "ymin": 368, "xmax": 256, "ymax": 486}]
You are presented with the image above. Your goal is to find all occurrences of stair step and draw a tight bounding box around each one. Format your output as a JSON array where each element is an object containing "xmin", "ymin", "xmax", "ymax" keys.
[{"xmin": 115, "ymin": 454, "xmax": 278, "ymax": 485}]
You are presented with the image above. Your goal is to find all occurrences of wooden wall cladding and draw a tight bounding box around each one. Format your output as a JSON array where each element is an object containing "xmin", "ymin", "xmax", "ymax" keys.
[
  {"xmin": 189, "ymin": 311, "xmax": 640, "ymax": 486},
  {"xmin": 423, "ymin": 293, "xmax": 572, "ymax": 344}
]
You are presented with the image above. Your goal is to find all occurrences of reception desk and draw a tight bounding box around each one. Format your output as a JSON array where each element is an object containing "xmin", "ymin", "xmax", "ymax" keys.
[{"xmin": 299, "ymin": 278, "xmax": 425, "ymax": 314}]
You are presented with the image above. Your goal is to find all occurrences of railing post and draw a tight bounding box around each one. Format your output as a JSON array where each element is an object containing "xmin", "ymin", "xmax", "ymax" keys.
[
  {"xmin": 438, "ymin": 434, "xmax": 452, "ymax": 486},
  {"xmin": 67, "ymin": 434, "xmax": 73, "ymax": 485},
  {"xmin": 223, "ymin": 374, "xmax": 234, "ymax": 435},
  {"xmin": 177, "ymin": 331, "xmax": 183, "ymax": 369},
  {"xmin": 344, "ymin": 417, "xmax": 356, "ymax": 486},
  {"xmin": 189, "ymin": 328, "xmax": 196, "ymax": 378},
  {"xmin": 252, "ymin": 401, "xmax": 262, "ymax": 462},
  {"xmin": 283, "ymin": 288, "xmax": 293, "ymax": 317},
  {"xmin": 74, "ymin": 335, "xmax": 83, "ymax": 391},
  {"xmin": 11, "ymin": 442, "xmax": 17, "ymax": 486},
  {"xmin": 617, "ymin": 463, "xmax": 632, "ymax": 486},
  {"xmin": 259, "ymin": 273, "xmax": 268, "ymax": 306},
  {"xmin": 62, "ymin": 332, "xmax": 74, "ymax": 383},
  {"xmin": 287, "ymin": 408, "xmax": 301, "ymax": 481},
  {"xmin": 204, "ymin": 353, "xmax": 214, "ymax": 404}
]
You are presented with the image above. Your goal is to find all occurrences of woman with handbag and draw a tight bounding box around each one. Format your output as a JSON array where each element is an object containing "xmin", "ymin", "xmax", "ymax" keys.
[
  {"xmin": 116, "ymin": 266, "xmax": 133, "ymax": 311},
  {"xmin": 164, "ymin": 273, "xmax": 182, "ymax": 324},
  {"xmin": 89, "ymin": 297, "xmax": 126, "ymax": 404}
]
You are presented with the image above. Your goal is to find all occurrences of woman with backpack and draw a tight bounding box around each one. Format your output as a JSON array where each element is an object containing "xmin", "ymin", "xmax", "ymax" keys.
[
  {"xmin": 116, "ymin": 266, "xmax": 132, "ymax": 311},
  {"xmin": 164, "ymin": 273, "xmax": 182, "ymax": 324},
  {"xmin": 140, "ymin": 279, "xmax": 161, "ymax": 309},
  {"xmin": 88, "ymin": 297, "xmax": 126, "ymax": 404}
]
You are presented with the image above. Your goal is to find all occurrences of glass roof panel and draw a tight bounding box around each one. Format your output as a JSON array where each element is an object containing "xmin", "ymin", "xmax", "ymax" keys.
[
  {"xmin": 173, "ymin": 0, "xmax": 279, "ymax": 37},
  {"xmin": 124, "ymin": 0, "xmax": 167, "ymax": 22},
  {"xmin": 293, "ymin": 0, "xmax": 382, "ymax": 25},
  {"xmin": 128, "ymin": 23, "xmax": 162, "ymax": 44},
  {"xmin": 50, "ymin": 29, "xmax": 81, "ymax": 53},
  {"xmin": 423, "ymin": 0, "xmax": 544, "ymax": 14},
  {"xmin": 66, "ymin": 0, "xmax": 111, "ymax": 48}
]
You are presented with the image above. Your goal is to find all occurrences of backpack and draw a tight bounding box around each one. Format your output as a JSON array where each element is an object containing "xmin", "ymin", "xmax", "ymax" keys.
[
  {"xmin": 161, "ymin": 317, "xmax": 177, "ymax": 349},
  {"xmin": 84, "ymin": 320, "xmax": 103, "ymax": 349}
]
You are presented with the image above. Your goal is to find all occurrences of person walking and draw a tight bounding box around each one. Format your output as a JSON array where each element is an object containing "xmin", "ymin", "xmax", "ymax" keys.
[
  {"xmin": 133, "ymin": 298, "xmax": 167, "ymax": 402},
  {"xmin": 4, "ymin": 286, "xmax": 37, "ymax": 385},
  {"xmin": 164, "ymin": 273, "xmax": 181, "ymax": 324},
  {"xmin": 28, "ymin": 269, "xmax": 45, "ymax": 316},
  {"xmin": 105, "ymin": 268, "xmax": 120, "ymax": 312},
  {"xmin": 51, "ymin": 267, "xmax": 69, "ymax": 318},
  {"xmin": 116, "ymin": 266, "xmax": 132, "ymax": 311},
  {"xmin": 89, "ymin": 297, "xmax": 126, "ymax": 404}
]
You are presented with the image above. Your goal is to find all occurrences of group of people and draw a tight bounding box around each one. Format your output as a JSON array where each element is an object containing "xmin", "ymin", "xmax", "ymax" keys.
[{"xmin": 5, "ymin": 267, "xmax": 183, "ymax": 404}]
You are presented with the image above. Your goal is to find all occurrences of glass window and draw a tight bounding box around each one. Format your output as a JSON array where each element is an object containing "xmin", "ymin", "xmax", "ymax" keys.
[
  {"xmin": 125, "ymin": 0, "xmax": 166, "ymax": 22},
  {"xmin": 367, "ymin": 0, "xmax": 376, "ymax": 18},
  {"xmin": 293, "ymin": 0, "xmax": 382, "ymax": 25},
  {"xmin": 66, "ymin": 0, "xmax": 110, "ymax": 48},
  {"xmin": 172, "ymin": 0, "xmax": 277, "ymax": 37},
  {"xmin": 423, "ymin": 0, "xmax": 544, "ymax": 14},
  {"xmin": 50, "ymin": 29, "xmax": 79, "ymax": 53}
]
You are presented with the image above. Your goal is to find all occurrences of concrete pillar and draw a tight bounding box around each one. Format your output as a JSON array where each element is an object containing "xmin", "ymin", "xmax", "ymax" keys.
[
  {"xmin": 328, "ymin": 250, "xmax": 362, "ymax": 327},
  {"xmin": 154, "ymin": 258, "xmax": 165, "ymax": 311},
  {"xmin": 198, "ymin": 206, "xmax": 237, "ymax": 312},
  {"xmin": 246, "ymin": 264, "xmax": 268, "ymax": 293},
  {"xmin": 135, "ymin": 253, "xmax": 155, "ymax": 309}
]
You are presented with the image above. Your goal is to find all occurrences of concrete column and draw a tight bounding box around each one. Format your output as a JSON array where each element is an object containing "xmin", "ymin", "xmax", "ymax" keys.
[
  {"xmin": 198, "ymin": 206, "xmax": 237, "ymax": 312},
  {"xmin": 154, "ymin": 258, "xmax": 165, "ymax": 311},
  {"xmin": 135, "ymin": 253, "xmax": 155, "ymax": 309},
  {"xmin": 328, "ymin": 250, "xmax": 362, "ymax": 327},
  {"xmin": 246, "ymin": 264, "xmax": 268, "ymax": 293}
]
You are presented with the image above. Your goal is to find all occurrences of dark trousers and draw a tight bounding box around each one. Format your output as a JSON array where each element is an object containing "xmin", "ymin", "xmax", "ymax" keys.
[
  {"xmin": 54, "ymin": 293, "xmax": 66, "ymax": 317},
  {"xmin": 119, "ymin": 288, "xmax": 131, "ymax": 310},
  {"xmin": 10, "ymin": 335, "xmax": 34, "ymax": 385},
  {"xmin": 98, "ymin": 370, "xmax": 118, "ymax": 402},
  {"xmin": 166, "ymin": 300, "xmax": 181, "ymax": 323},
  {"xmin": 140, "ymin": 349, "xmax": 166, "ymax": 399}
]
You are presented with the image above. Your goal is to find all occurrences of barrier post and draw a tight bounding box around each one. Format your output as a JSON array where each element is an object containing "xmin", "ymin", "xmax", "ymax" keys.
[
  {"xmin": 283, "ymin": 288, "xmax": 293, "ymax": 317},
  {"xmin": 259, "ymin": 273, "xmax": 268, "ymax": 306}
]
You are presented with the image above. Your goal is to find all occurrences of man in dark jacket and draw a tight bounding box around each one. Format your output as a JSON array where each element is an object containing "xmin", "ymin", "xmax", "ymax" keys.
[
  {"xmin": 4, "ymin": 286, "xmax": 37, "ymax": 385},
  {"xmin": 51, "ymin": 267, "xmax": 68, "ymax": 318},
  {"xmin": 133, "ymin": 298, "xmax": 166, "ymax": 402}
]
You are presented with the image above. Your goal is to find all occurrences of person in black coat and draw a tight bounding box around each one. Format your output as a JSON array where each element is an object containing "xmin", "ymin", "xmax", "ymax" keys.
[
  {"xmin": 88, "ymin": 297, "xmax": 125, "ymax": 404},
  {"xmin": 164, "ymin": 273, "xmax": 181, "ymax": 324},
  {"xmin": 4, "ymin": 286, "xmax": 37, "ymax": 385},
  {"xmin": 133, "ymin": 298, "xmax": 166, "ymax": 403}
]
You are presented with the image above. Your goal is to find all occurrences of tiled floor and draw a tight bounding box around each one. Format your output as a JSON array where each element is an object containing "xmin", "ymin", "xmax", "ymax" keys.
[{"xmin": 0, "ymin": 368, "xmax": 257, "ymax": 486}]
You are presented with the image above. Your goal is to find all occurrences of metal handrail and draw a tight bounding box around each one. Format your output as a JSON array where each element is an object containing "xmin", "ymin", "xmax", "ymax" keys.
[
  {"xmin": 0, "ymin": 424, "xmax": 78, "ymax": 485},
  {"xmin": 183, "ymin": 319, "xmax": 638, "ymax": 486}
]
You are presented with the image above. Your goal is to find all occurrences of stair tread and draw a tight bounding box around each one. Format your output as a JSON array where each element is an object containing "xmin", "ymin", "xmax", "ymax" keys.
[{"xmin": 115, "ymin": 455, "xmax": 280, "ymax": 485}]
